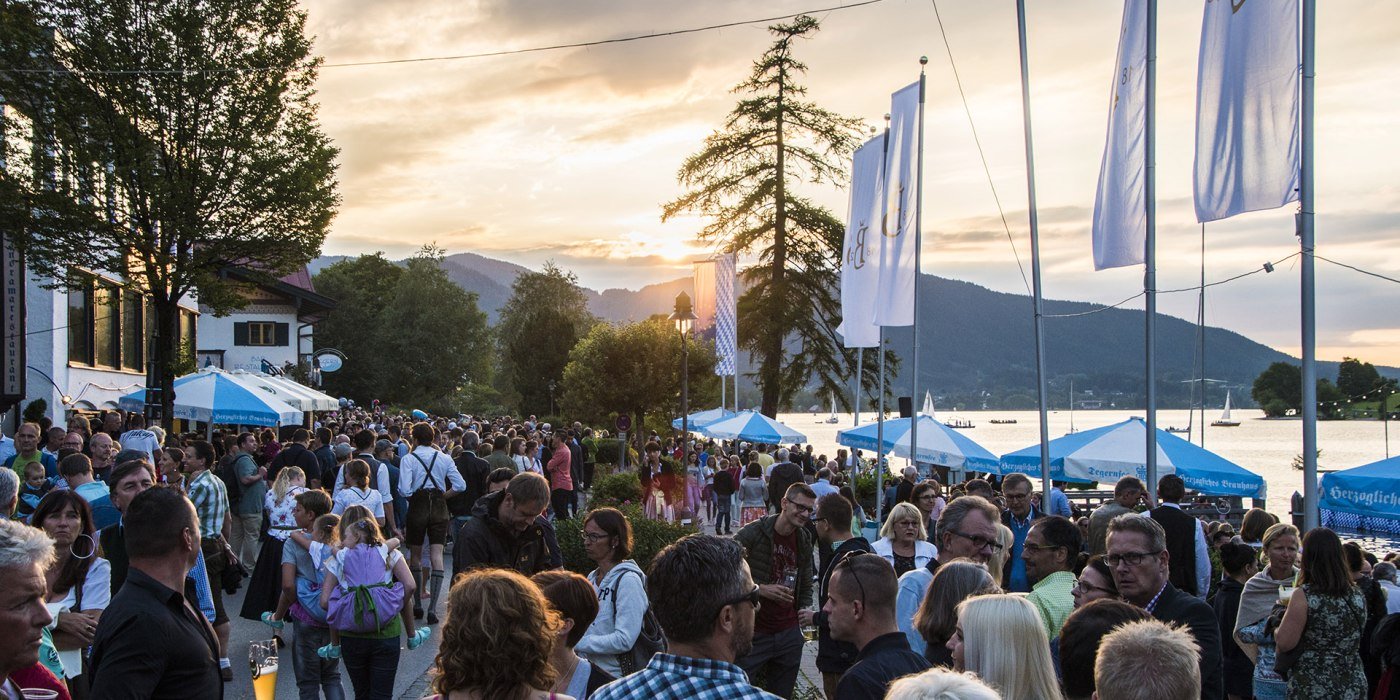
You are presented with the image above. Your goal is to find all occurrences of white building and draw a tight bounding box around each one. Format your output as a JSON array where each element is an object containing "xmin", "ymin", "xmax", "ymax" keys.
[{"xmin": 196, "ymin": 266, "xmax": 334, "ymax": 376}]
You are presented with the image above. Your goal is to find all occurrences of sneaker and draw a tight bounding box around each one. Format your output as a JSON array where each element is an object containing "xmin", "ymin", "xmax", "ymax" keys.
[
  {"xmin": 407, "ymin": 627, "xmax": 431, "ymax": 650},
  {"xmin": 426, "ymin": 611, "xmax": 439, "ymax": 625},
  {"xmin": 413, "ymin": 606, "xmax": 424, "ymax": 620},
  {"xmin": 221, "ymin": 666, "xmax": 233, "ymax": 682},
  {"xmin": 316, "ymin": 644, "xmax": 341, "ymax": 660},
  {"xmin": 260, "ymin": 612, "xmax": 284, "ymax": 630}
]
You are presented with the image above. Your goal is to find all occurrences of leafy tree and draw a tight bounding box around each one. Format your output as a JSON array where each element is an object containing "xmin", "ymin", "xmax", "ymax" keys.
[
  {"xmin": 312, "ymin": 247, "xmax": 493, "ymax": 411},
  {"xmin": 0, "ymin": 0, "xmax": 338, "ymax": 428},
  {"xmin": 560, "ymin": 318, "xmax": 719, "ymax": 440},
  {"xmin": 662, "ymin": 15, "xmax": 889, "ymax": 417},
  {"xmin": 313, "ymin": 253, "xmax": 404, "ymax": 401},
  {"xmin": 1252, "ymin": 362, "xmax": 1301, "ymax": 417},
  {"xmin": 495, "ymin": 262, "xmax": 595, "ymax": 415},
  {"xmin": 1336, "ymin": 356, "xmax": 1383, "ymax": 398}
]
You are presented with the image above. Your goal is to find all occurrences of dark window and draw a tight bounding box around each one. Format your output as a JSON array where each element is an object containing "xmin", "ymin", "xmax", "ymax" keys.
[
  {"xmin": 122, "ymin": 290, "xmax": 143, "ymax": 371},
  {"xmin": 93, "ymin": 284, "xmax": 119, "ymax": 367},
  {"xmin": 235, "ymin": 321, "xmax": 286, "ymax": 347},
  {"xmin": 67, "ymin": 280, "xmax": 91, "ymax": 364}
]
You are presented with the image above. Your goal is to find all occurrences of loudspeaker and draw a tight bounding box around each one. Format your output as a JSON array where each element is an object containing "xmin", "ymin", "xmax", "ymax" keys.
[{"xmin": 898, "ymin": 396, "xmax": 913, "ymax": 418}]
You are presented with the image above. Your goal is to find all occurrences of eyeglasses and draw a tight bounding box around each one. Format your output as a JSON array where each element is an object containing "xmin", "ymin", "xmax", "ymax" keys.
[
  {"xmin": 809, "ymin": 516, "xmax": 828, "ymax": 525},
  {"xmin": 786, "ymin": 500, "xmax": 815, "ymax": 516},
  {"xmin": 1004, "ymin": 491, "xmax": 1031, "ymax": 501},
  {"xmin": 581, "ymin": 532, "xmax": 609, "ymax": 543},
  {"xmin": 835, "ymin": 551, "xmax": 873, "ymax": 603},
  {"xmin": 1022, "ymin": 542, "xmax": 1064, "ymax": 553},
  {"xmin": 718, "ymin": 585, "xmax": 762, "ymax": 617},
  {"xmin": 1072, "ymin": 578, "xmax": 1115, "ymax": 595},
  {"xmin": 948, "ymin": 530, "xmax": 1005, "ymax": 553},
  {"xmin": 1105, "ymin": 550, "xmax": 1162, "ymax": 568}
]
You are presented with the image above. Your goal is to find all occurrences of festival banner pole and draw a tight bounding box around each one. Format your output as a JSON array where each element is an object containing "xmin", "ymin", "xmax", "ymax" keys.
[
  {"xmin": 1015, "ymin": 1, "xmax": 1053, "ymax": 512},
  {"xmin": 875, "ymin": 116, "xmax": 890, "ymax": 524},
  {"xmin": 1300, "ymin": 0, "xmax": 1318, "ymax": 530},
  {"xmin": 909, "ymin": 58, "xmax": 927, "ymax": 476},
  {"xmin": 1144, "ymin": 0, "xmax": 1159, "ymax": 503}
]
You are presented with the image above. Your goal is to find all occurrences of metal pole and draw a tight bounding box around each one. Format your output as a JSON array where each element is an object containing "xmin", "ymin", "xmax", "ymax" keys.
[
  {"xmin": 1144, "ymin": 0, "xmax": 1159, "ymax": 503},
  {"xmin": 1300, "ymin": 0, "xmax": 1318, "ymax": 532},
  {"xmin": 854, "ymin": 347, "xmax": 863, "ymax": 427},
  {"xmin": 1199, "ymin": 224, "xmax": 1207, "ymax": 448},
  {"xmin": 875, "ymin": 116, "xmax": 890, "ymax": 524},
  {"xmin": 681, "ymin": 330, "xmax": 689, "ymax": 475},
  {"xmin": 910, "ymin": 58, "xmax": 927, "ymax": 477},
  {"xmin": 1015, "ymin": 1, "xmax": 1053, "ymax": 513}
]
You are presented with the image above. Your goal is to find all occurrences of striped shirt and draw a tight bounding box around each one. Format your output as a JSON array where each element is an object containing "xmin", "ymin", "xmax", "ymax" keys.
[{"xmin": 186, "ymin": 470, "xmax": 229, "ymax": 540}]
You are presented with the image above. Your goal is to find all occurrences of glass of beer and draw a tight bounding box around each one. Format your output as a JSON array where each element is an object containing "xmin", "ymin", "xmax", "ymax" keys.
[{"xmin": 249, "ymin": 639, "xmax": 279, "ymax": 700}]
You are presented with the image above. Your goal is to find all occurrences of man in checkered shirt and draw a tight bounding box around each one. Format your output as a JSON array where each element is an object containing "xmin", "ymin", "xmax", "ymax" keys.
[{"xmin": 593, "ymin": 534, "xmax": 780, "ymax": 700}]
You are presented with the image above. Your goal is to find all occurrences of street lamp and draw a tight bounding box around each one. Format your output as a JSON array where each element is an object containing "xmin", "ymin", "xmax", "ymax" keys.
[{"xmin": 669, "ymin": 292, "xmax": 698, "ymax": 474}]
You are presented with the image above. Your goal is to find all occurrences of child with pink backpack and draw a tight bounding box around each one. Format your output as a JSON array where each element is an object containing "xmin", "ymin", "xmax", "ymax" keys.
[{"xmin": 318, "ymin": 509, "xmax": 430, "ymax": 699}]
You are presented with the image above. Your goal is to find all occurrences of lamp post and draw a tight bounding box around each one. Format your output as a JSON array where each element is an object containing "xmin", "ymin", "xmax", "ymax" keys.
[{"xmin": 669, "ymin": 292, "xmax": 698, "ymax": 473}]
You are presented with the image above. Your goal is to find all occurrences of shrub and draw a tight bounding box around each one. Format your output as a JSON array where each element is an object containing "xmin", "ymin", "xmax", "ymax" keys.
[
  {"xmin": 589, "ymin": 471, "xmax": 642, "ymax": 508},
  {"xmin": 22, "ymin": 399, "xmax": 48, "ymax": 424},
  {"xmin": 557, "ymin": 504, "xmax": 698, "ymax": 575},
  {"xmin": 853, "ymin": 473, "xmax": 879, "ymax": 501},
  {"xmin": 594, "ymin": 438, "xmax": 630, "ymax": 467}
]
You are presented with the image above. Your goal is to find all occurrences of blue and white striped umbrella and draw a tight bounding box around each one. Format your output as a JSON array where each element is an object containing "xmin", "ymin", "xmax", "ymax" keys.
[
  {"xmin": 672, "ymin": 408, "xmax": 736, "ymax": 431},
  {"xmin": 119, "ymin": 368, "xmax": 302, "ymax": 426},
  {"xmin": 1320, "ymin": 455, "xmax": 1400, "ymax": 535},
  {"xmin": 836, "ymin": 414, "xmax": 1000, "ymax": 472},
  {"xmin": 700, "ymin": 410, "xmax": 807, "ymax": 444},
  {"xmin": 999, "ymin": 417, "xmax": 1266, "ymax": 498}
]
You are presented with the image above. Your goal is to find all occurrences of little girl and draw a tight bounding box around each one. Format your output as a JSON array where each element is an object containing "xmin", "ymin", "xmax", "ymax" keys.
[
  {"xmin": 318, "ymin": 507, "xmax": 428, "ymax": 695},
  {"xmin": 262, "ymin": 513, "xmax": 345, "ymax": 654},
  {"xmin": 331, "ymin": 460, "xmax": 386, "ymax": 525}
]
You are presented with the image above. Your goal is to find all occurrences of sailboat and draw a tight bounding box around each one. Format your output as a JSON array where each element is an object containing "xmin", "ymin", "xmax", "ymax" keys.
[
  {"xmin": 1211, "ymin": 390, "xmax": 1241, "ymax": 427},
  {"xmin": 824, "ymin": 391, "xmax": 839, "ymax": 424}
]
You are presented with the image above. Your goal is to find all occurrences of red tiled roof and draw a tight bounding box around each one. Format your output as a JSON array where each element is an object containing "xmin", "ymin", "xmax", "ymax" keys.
[{"xmin": 279, "ymin": 267, "xmax": 315, "ymax": 293}]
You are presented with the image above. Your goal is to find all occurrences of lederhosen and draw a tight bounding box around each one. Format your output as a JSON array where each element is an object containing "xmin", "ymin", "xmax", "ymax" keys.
[{"xmin": 404, "ymin": 452, "xmax": 451, "ymax": 545}]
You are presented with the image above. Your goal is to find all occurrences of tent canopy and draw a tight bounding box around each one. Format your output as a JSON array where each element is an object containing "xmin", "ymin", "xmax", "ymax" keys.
[
  {"xmin": 701, "ymin": 411, "xmax": 807, "ymax": 444},
  {"xmin": 118, "ymin": 368, "xmax": 301, "ymax": 427},
  {"xmin": 1320, "ymin": 455, "xmax": 1400, "ymax": 534},
  {"xmin": 226, "ymin": 370, "xmax": 338, "ymax": 412},
  {"xmin": 836, "ymin": 414, "xmax": 1000, "ymax": 472},
  {"xmin": 999, "ymin": 417, "xmax": 1267, "ymax": 498},
  {"xmin": 672, "ymin": 408, "xmax": 736, "ymax": 431}
]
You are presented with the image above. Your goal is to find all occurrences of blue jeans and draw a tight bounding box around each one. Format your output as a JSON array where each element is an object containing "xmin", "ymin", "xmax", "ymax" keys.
[
  {"xmin": 291, "ymin": 622, "xmax": 344, "ymax": 700},
  {"xmin": 340, "ymin": 636, "xmax": 400, "ymax": 700}
]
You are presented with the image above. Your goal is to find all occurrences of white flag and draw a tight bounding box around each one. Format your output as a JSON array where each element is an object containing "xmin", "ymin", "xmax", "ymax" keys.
[
  {"xmin": 837, "ymin": 135, "xmax": 884, "ymax": 348},
  {"xmin": 1193, "ymin": 0, "xmax": 1299, "ymax": 223},
  {"xmin": 873, "ymin": 82, "xmax": 920, "ymax": 327},
  {"xmin": 1092, "ymin": 0, "xmax": 1148, "ymax": 271},
  {"xmin": 692, "ymin": 259, "xmax": 716, "ymax": 332}
]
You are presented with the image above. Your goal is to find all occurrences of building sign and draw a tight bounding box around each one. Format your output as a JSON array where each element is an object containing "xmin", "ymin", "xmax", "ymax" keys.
[{"xmin": 1, "ymin": 236, "xmax": 24, "ymax": 409}]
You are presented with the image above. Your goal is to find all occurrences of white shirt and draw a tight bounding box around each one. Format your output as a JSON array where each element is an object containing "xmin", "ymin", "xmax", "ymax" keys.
[
  {"xmin": 397, "ymin": 446, "xmax": 465, "ymax": 497},
  {"xmin": 325, "ymin": 544, "xmax": 404, "ymax": 587},
  {"xmin": 1380, "ymin": 579, "xmax": 1400, "ymax": 615},
  {"xmin": 118, "ymin": 429, "xmax": 161, "ymax": 463},
  {"xmin": 333, "ymin": 459, "xmax": 392, "ymax": 505},
  {"xmin": 332, "ymin": 487, "xmax": 386, "ymax": 519}
]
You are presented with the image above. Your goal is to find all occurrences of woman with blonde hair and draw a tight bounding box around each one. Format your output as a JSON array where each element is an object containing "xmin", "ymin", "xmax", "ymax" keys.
[
  {"xmin": 885, "ymin": 668, "xmax": 1002, "ymax": 700},
  {"xmin": 948, "ymin": 594, "xmax": 1063, "ymax": 700},
  {"xmin": 1235, "ymin": 522, "xmax": 1301, "ymax": 700},
  {"xmin": 875, "ymin": 502, "xmax": 937, "ymax": 577},
  {"xmin": 429, "ymin": 569, "xmax": 571, "ymax": 700},
  {"xmin": 985, "ymin": 524, "xmax": 1014, "ymax": 585},
  {"xmin": 240, "ymin": 465, "xmax": 307, "ymax": 621},
  {"xmin": 909, "ymin": 559, "xmax": 999, "ymax": 663}
]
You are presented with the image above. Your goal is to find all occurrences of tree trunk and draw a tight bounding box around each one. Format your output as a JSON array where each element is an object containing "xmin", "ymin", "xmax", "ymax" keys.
[
  {"xmin": 148, "ymin": 294, "xmax": 180, "ymax": 434},
  {"xmin": 762, "ymin": 70, "xmax": 788, "ymax": 419}
]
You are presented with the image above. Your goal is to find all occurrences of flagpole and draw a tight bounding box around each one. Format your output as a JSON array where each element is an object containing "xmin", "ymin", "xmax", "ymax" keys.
[
  {"xmin": 1015, "ymin": 0, "xmax": 1053, "ymax": 514},
  {"xmin": 910, "ymin": 57, "xmax": 927, "ymax": 476},
  {"xmin": 854, "ymin": 348, "xmax": 863, "ymax": 427},
  {"xmin": 1300, "ymin": 0, "xmax": 1318, "ymax": 531},
  {"xmin": 1144, "ymin": 0, "xmax": 1159, "ymax": 503},
  {"xmin": 876, "ymin": 116, "xmax": 891, "ymax": 524}
]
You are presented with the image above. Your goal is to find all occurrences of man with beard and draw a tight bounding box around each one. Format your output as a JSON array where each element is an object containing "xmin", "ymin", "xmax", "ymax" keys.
[{"xmin": 593, "ymin": 535, "xmax": 779, "ymax": 700}]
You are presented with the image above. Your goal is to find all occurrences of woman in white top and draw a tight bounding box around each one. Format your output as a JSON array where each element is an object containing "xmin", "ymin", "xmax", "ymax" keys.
[
  {"xmin": 873, "ymin": 502, "xmax": 938, "ymax": 577},
  {"xmin": 331, "ymin": 460, "xmax": 385, "ymax": 525},
  {"xmin": 241, "ymin": 466, "xmax": 308, "ymax": 623},
  {"xmin": 575, "ymin": 508, "xmax": 647, "ymax": 679},
  {"xmin": 32, "ymin": 490, "xmax": 111, "ymax": 688},
  {"xmin": 511, "ymin": 437, "xmax": 535, "ymax": 473}
]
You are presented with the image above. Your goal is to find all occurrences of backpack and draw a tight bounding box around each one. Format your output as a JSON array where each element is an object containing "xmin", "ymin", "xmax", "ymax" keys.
[
  {"xmin": 326, "ymin": 545, "xmax": 404, "ymax": 634},
  {"xmin": 218, "ymin": 454, "xmax": 245, "ymax": 508},
  {"xmin": 609, "ymin": 568, "xmax": 667, "ymax": 675}
]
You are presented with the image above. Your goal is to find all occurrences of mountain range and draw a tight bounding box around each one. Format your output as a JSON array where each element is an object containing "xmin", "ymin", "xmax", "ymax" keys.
[{"xmin": 310, "ymin": 253, "xmax": 1392, "ymax": 409}]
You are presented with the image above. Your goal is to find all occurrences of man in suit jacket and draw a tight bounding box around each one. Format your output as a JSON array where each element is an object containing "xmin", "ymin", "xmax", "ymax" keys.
[
  {"xmin": 1000, "ymin": 472, "xmax": 1045, "ymax": 592},
  {"xmin": 1105, "ymin": 512, "xmax": 1223, "ymax": 700},
  {"xmin": 1149, "ymin": 474, "xmax": 1210, "ymax": 598}
]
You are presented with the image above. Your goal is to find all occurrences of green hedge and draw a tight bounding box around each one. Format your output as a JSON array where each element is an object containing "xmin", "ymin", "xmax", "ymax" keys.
[
  {"xmin": 556, "ymin": 504, "xmax": 698, "ymax": 575},
  {"xmin": 590, "ymin": 471, "xmax": 643, "ymax": 508}
]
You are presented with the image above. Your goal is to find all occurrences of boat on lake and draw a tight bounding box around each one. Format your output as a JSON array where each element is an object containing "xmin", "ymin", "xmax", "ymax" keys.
[{"xmin": 1212, "ymin": 390, "xmax": 1241, "ymax": 427}]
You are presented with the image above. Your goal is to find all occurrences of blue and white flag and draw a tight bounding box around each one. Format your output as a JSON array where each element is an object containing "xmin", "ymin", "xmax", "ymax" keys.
[
  {"xmin": 837, "ymin": 134, "xmax": 884, "ymax": 348},
  {"xmin": 873, "ymin": 82, "xmax": 919, "ymax": 327},
  {"xmin": 1092, "ymin": 0, "xmax": 1148, "ymax": 271},
  {"xmin": 713, "ymin": 252, "xmax": 737, "ymax": 376},
  {"xmin": 1193, "ymin": 0, "xmax": 1300, "ymax": 223}
]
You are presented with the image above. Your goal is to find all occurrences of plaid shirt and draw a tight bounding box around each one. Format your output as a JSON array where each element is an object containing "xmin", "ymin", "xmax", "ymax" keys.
[
  {"xmin": 187, "ymin": 470, "xmax": 229, "ymax": 539},
  {"xmin": 592, "ymin": 653, "xmax": 781, "ymax": 700}
]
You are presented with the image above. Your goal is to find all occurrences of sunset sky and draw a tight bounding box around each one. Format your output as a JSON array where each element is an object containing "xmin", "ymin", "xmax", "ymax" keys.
[{"xmin": 304, "ymin": 1, "xmax": 1400, "ymax": 366}]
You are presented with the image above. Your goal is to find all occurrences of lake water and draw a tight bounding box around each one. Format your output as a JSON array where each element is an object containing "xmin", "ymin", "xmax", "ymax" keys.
[{"xmin": 777, "ymin": 408, "xmax": 1398, "ymax": 518}]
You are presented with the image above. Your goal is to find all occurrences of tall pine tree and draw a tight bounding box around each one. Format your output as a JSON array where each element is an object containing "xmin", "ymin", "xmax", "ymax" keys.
[{"xmin": 663, "ymin": 15, "xmax": 885, "ymax": 416}]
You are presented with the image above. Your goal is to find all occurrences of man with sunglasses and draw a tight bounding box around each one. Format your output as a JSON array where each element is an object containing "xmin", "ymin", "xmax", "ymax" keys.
[
  {"xmin": 593, "ymin": 535, "xmax": 779, "ymax": 700},
  {"xmin": 733, "ymin": 483, "xmax": 817, "ymax": 699},
  {"xmin": 895, "ymin": 495, "xmax": 1001, "ymax": 655},
  {"xmin": 801, "ymin": 493, "xmax": 873, "ymax": 699},
  {"xmin": 826, "ymin": 552, "xmax": 930, "ymax": 699},
  {"xmin": 1105, "ymin": 513, "xmax": 1223, "ymax": 700}
]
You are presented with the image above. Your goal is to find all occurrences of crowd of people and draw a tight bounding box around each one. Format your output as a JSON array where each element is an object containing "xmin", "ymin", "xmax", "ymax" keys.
[{"xmin": 1, "ymin": 408, "xmax": 1399, "ymax": 700}]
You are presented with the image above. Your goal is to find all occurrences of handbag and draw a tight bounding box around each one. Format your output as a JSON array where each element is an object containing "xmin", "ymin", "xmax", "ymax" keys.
[
  {"xmin": 219, "ymin": 537, "xmax": 248, "ymax": 595},
  {"xmin": 610, "ymin": 569, "xmax": 666, "ymax": 676}
]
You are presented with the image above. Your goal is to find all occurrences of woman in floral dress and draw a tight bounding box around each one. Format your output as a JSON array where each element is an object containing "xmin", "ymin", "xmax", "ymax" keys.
[{"xmin": 1274, "ymin": 527, "xmax": 1367, "ymax": 700}]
